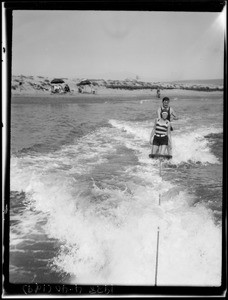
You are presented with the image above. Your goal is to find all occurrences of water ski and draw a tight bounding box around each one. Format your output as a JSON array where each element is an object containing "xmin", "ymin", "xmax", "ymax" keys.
[{"xmin": 149, "ymin": 153, "xmax": 172, "ymax": 160}]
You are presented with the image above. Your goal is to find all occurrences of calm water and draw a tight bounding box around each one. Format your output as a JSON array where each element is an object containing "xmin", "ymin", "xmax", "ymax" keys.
[
  {"xmin": 170, "ymin": 79, "xmax": 223, "ymax": 86},
  {"xmin": 9, "ymin": 91, "xmax": 223, "ymax": 286}
]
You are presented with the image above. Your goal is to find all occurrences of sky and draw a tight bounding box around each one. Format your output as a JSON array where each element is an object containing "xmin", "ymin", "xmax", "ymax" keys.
[{"xmin": 11, "ymin": 9, "xmax": 226, "ymax": 82}]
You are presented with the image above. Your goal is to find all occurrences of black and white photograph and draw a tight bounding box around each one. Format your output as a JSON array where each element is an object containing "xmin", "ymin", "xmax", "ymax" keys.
[{"xmin": 2, "ymin": 0, "xmax": 226, "ymax": 297}]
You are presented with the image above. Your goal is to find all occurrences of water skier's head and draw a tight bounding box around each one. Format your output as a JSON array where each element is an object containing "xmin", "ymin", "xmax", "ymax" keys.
[
  {"xmin": 161, "ymin": 109, "xmax": 169, "ymax": 120},
  {"xmin": 162, "ymin": 97, "xmax": 170, "ymax": 108}
]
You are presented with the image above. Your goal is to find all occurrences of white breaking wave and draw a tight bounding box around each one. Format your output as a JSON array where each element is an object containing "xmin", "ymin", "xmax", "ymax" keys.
[
  {"xmin": 109, "ymin": 119, "xmax": 222, "ymax": 165},
  {"xmin": 10, "ymin": 122, "xmax": 222, "ymax": 286}
]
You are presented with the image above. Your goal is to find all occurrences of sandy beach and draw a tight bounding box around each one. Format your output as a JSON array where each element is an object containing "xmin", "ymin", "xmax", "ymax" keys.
[{"xmin": 11, "ymin": 75, "xmax": 223, "ymax": 99}]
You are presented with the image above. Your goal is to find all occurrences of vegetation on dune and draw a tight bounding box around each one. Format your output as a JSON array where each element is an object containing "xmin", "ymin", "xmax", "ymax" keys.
[{"xmin": 11, "ymin": 75, "xmax": 223, "ymax": 93}]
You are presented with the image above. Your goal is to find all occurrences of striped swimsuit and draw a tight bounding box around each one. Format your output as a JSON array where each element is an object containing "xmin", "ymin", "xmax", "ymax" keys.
[
  {"xmin": 153, "ymin": 119, "xmax": 169, "ymax": 146},
  {"xmin": 155, "ymin": 119, "xmax": 169, "ymax": 136}
]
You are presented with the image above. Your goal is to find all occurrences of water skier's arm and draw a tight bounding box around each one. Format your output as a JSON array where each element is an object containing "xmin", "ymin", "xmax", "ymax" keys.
[
  {"xmin": 170, "ymin": 107, "xmax": 178, "ymax": 120},
  {"xmin": 150, "ymin": 119, "xmax": 157, "ymax": 144},
  {"xmin": 167, "ymin": 122, "xmax": 172, "ymax": 148}
]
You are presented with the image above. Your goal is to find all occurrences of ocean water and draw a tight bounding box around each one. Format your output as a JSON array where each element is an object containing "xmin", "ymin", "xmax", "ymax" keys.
[
  {"xmin": 9, "ymin": 91, "xmax": 223, "ymax": 286},
  {"xmin": 170, "ymin": 79, "xmax": 223, "ymax": 86}
]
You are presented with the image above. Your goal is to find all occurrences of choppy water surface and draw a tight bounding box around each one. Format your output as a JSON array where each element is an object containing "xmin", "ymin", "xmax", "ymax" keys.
[{"xmin": 9, "ymin": 92, "xmax": 223, "ymax": 286}]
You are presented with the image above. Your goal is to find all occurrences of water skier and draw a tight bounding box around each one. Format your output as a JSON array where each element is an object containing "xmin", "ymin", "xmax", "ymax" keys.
[
  {"xmin": 149, "ymin": 109, "xmax": 172, "ymax": 157},
  {"xmin": 157, "ymin": 97, "xmax": 178, "ymax": 156},
  {"xmin": 157, "ymin": 97, "xmax": 178, "ymax": 130}
]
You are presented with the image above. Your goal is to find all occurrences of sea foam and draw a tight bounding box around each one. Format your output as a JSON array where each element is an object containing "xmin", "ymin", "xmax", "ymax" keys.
[{"xmin": 10, "ymin": 121, "xmax": 222, "ymax": 286}]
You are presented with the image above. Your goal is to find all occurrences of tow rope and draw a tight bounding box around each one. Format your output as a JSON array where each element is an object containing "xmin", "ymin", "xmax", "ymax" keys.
[{"xmin": 155, "ymin": 158, "xmax": 162, "ymax": 286}]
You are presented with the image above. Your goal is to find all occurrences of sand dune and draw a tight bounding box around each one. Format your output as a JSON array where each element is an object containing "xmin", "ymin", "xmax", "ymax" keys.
[{"xmin": 11, "ymin": 75, "xmax": 223, "ymax": 97}]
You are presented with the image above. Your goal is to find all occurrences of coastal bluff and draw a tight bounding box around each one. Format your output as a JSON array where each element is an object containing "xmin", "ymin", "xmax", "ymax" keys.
[{"xmin": 11, "ymin": 75, "xmax": 223, "ymax": 96}]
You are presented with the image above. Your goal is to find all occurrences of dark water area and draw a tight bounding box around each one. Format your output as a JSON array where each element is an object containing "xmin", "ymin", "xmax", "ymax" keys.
[{"xmin": 205, "ymin": 132, "xmax": 223, "ymax": 160}]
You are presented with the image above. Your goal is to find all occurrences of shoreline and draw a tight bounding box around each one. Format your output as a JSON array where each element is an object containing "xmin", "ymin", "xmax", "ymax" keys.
[
  {"xmin": 11, "ymin": 88, "xmax": 223, "ymax": 99},
  {"xmin": 11, "ymin": 75, "xmax": 223, "ymax": 100}
]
